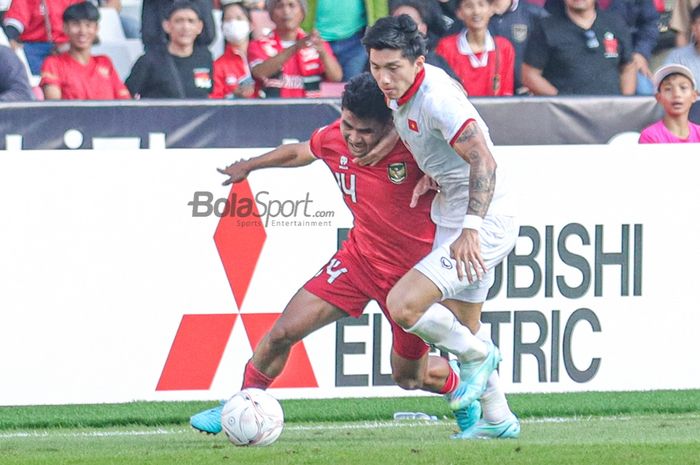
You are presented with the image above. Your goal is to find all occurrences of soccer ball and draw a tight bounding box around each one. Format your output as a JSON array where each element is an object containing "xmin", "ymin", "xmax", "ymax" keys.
[{"xmin": 221, "ymin": 388, "xmax": 284, "ymax": 446}]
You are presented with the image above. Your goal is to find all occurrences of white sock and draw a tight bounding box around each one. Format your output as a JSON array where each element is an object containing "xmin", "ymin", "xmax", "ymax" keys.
[
  {"xmin": 476, "ymin": 325, "xmax": 512, "ymax": 423},
  {"xmin": 406, "ymin": 304, "xmax": 488, "ymax": 363}
]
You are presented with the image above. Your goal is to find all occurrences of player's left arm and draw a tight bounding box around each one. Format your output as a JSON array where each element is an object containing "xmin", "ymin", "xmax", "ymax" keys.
[{"xmin": 449, "ymin": 120, "xmax": 497, "ymax": 282}]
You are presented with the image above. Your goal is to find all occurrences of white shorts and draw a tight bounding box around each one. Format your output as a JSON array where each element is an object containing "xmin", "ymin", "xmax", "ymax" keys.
[{"xmin": 414, "ymin": 215, "xmax": 518, "ymax": 303}]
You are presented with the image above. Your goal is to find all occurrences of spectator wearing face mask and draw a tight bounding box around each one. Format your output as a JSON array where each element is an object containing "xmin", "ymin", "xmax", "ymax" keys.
[{"xmin": 211, "ymin": 0, "xmax": 257, "ymax": 98}]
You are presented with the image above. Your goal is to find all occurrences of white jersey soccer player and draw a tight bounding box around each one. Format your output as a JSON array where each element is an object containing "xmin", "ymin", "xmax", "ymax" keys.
[
  {"xmin": 364, "ymin": 15, "xmax": 521, "ymax": 440},
  {"xmin": 389, "ymin": 63, "xmax": 517, "ymax": 301}
]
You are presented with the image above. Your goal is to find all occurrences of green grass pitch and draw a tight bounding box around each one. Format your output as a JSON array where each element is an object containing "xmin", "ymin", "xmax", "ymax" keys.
[{"xmin": 1, "ymin": 390, "xmax": 699, "ymax": 465}]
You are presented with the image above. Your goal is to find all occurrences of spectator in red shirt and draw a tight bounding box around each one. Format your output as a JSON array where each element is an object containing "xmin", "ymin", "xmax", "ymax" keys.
[
  {"xmin": 3, "ymin": 0, "xmax": 82, "ymax": 75},
  {"xmin": 248, "ymin": 0, "xmax": 342, "ymax": 98},
  {"xmin": 40, "ymin": 2, "xmax": 130, "ymax": 100},
  {"xmin": 211, "ymin": 0, "xmax": 257, "ymax": 98},
  {"xmin": 435, "ymin": 0, "xmax": 515, "ymax": 96}
]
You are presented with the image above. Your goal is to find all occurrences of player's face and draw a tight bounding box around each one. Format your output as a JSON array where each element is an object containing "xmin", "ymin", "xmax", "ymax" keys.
[
  {"xmin": 369, "ymin": 48, "xmax": 425, "ymax": 101},
  {"xmin": 456, "ymin": 0, "xmax": 494, "ymax": 32},
  {"xmin": 340, "ymin": 109, "xmax": 388, "ymax": 158},
  {"xmin": 656, "ymin": 75, "xmax": 698, "ymax": 117},
  {"xmin": 64, "ymin": 19, "xmax": 98, "ymax": 51},
  {"xmin": 163, "ymin": 9, "xmax": 203, "ymax": 47},
  {"xmin": 270, "ymin": 0, "xmax": 304, "ymax": 33}
]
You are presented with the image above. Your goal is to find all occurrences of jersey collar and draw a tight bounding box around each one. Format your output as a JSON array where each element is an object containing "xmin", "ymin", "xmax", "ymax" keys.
[{"xmin": 388, "ymin": 67, "xmax": 425, "ymax": 109}]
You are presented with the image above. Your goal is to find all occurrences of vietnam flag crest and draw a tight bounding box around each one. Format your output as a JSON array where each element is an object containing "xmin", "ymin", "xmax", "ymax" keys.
[{"xmin": 408, "ymin": 119, "xmax": 419, "ymax": 133}]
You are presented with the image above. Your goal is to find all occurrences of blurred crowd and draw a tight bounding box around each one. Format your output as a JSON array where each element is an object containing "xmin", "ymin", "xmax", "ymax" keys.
[{"xmin": 0, "ymin": 0, "xmax": 698, "ymax": 131}]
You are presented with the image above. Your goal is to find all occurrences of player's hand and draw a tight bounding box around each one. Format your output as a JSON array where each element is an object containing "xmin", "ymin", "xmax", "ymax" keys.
[
  {"xmin": 450, "ymin": 228, "xmax": 486, "ymax": 283},
  {"xmin": 218, "ymin": 160, "xmax": 250, "ymax": 185},
  {"xmin": 410, "ymin": 175, "xmax": 439, "ymax": 208}
]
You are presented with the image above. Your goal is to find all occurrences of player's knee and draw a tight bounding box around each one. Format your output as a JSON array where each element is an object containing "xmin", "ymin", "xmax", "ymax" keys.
[
  {"xmin": 392, "ymin": 372, "xmax": 421, "ymax": 391},
  {"xmin": 387, "ymin": 289, "xmax": 420, "ymax": 329}
]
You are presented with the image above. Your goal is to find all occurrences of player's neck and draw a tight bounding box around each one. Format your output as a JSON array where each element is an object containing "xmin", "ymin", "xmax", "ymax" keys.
[
  {"xmin": 663, "ymin": 114, "xmax": 691, "ymax": 138},
  {"xmin": 68, "ymin": 47, "xmax": 92, "ymax": 64},
  {"xmin": 168, "ymin": 42, "xmax": 194, "ymax": 57}
]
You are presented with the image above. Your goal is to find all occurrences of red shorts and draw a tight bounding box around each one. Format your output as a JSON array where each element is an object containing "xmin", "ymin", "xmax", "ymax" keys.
[{"xmin": 304, "ymin": 245, "xmax": 429, "ymax": 360}]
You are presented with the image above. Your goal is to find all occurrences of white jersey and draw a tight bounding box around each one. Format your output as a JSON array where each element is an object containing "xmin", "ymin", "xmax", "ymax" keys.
[{"xmin": 389, "ymin": 64, "xmax": 514, "ymax": 228}]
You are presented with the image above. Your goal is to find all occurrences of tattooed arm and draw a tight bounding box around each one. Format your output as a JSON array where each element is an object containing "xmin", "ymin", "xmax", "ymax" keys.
[
  {"xmin": 452, "ymin": 121, "xmax": 497, "ymax": 218},
  {"xmin": 448, "ymin": 120, "xmax": 497, "ymax": 282}
]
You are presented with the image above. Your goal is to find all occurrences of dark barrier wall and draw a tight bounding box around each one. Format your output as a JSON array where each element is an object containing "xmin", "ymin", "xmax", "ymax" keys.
[{"xmin": 2, "ymin": 96, "xmax": 695, "ymax": 150}]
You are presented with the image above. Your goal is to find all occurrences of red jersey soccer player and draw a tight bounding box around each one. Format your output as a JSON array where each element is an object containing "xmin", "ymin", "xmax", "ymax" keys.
[{"xmin": 190, "ymin": 73, "xmax": 473, "ymax": 434}]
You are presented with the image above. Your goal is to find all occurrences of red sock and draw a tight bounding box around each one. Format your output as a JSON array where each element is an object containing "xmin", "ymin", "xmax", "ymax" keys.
[
  {"xmin": 438, "ymin": 366, "xmax": 459, "ymax": 395},
  {"xmin": 241, "ymin": 360, "xmax": 274, "ymax": 390}
]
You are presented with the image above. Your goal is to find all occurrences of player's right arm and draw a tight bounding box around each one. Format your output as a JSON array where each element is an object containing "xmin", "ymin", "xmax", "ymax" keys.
[{"xmin": 218, "ymin": 141, "xmax": 315, "ymax": 186}]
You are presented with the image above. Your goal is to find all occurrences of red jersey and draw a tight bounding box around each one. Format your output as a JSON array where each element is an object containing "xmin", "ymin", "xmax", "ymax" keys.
[
  {"xmin": 211, "ymin": 45, "xmax": 254, "ymax": 99},
  {"xmin": 436, "ymin": 33, "xmax": 515, "ymax": 97},
  {"xmin": 309, "ymin": 120, "xmax": 435, "ymax": 277},
  {"xmin": 248, "ymin": 29, "xmax": 335, "ymax": 98},
  {"xmin": 3, "ymin": 0, "xmax": 81, "ymax": 44},
  {"xmin": 40, "ymin": 53, "xmax": 130, "ymax": 100}
]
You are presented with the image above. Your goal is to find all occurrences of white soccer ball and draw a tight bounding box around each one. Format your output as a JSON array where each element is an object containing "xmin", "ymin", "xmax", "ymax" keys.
[{"xmin": 221, "ymin": 388, "xmax": 284, "ymax": 446}]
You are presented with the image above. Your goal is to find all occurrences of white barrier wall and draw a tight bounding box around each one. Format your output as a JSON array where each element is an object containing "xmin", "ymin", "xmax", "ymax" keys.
[{"xmin": 0, "ymin": 145, "xmax": 698, "ymax": 406}]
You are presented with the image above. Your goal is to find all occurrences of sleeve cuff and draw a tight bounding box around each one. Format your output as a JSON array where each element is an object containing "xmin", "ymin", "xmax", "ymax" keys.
[{"xmin": 462, "ymin": 215, "xmax": 483, "ymax": 230}]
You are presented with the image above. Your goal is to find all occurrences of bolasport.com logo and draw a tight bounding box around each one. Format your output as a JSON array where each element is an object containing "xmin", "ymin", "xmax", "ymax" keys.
[{"xmin": 188, "ymin": 190, "xmax": 336, "ymax": 227}]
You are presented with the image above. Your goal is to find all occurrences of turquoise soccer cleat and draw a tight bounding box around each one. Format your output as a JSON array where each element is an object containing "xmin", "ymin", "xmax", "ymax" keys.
[
  {"xmin": 190, "ymin": 401, "xmax": 224, "ymax": 435},
  {"xmin": 447, "ymin": 360, "xmax": 482, "ymax": 431},
  {"xmin": 448, "ymin": 343, "xmax": 501, "ymax": 411},
  {"xmin": 452, "ymin": 414, "xmax": 521, "ymax": 439},
  {"xmin": 454, "ymin": 399, "xmax": 482, "ymax": 432}
]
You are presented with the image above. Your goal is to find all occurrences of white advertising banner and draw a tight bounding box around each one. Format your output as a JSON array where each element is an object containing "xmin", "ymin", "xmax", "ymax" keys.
[{"xmin": 0, "ymin": 144, "xmax": 698, "ymax": 406}]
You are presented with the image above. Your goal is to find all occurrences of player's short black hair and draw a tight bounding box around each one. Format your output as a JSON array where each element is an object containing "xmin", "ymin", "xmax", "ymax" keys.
[
  {"xmin": 165, "ymin": 0, "xmax": 203, "ymax": 20},
  {"xmin": 341, "ymin": 72, "xmax": 392, "ymax": 124},
  {"xmin": 63, "ymin": 1, "xmax": 100, "ymax": 23},
  {"xmin": 362, "ymin": 15, "xmax": 427, "ymax": 62}
]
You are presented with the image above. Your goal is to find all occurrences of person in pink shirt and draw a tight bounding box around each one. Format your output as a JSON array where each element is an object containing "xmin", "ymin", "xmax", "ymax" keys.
[{"xmin": 639, "ymin": 64, "xmax": 700, "ymax": 143}]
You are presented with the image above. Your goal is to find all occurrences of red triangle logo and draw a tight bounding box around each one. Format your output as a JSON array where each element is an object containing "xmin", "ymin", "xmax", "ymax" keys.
[
  {"xmin": 214, "ymin": 180, "xmax": 267, "ymax": 310},
  {"xmin": 156, "ymin": 314, "xmax": 238, "ymax": 390}
]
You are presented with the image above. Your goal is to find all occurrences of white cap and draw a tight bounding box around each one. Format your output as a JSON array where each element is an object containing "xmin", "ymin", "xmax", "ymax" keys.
[{"xmin": 653, "ymin": 64, "xmax": 697, "ymax": 91}]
